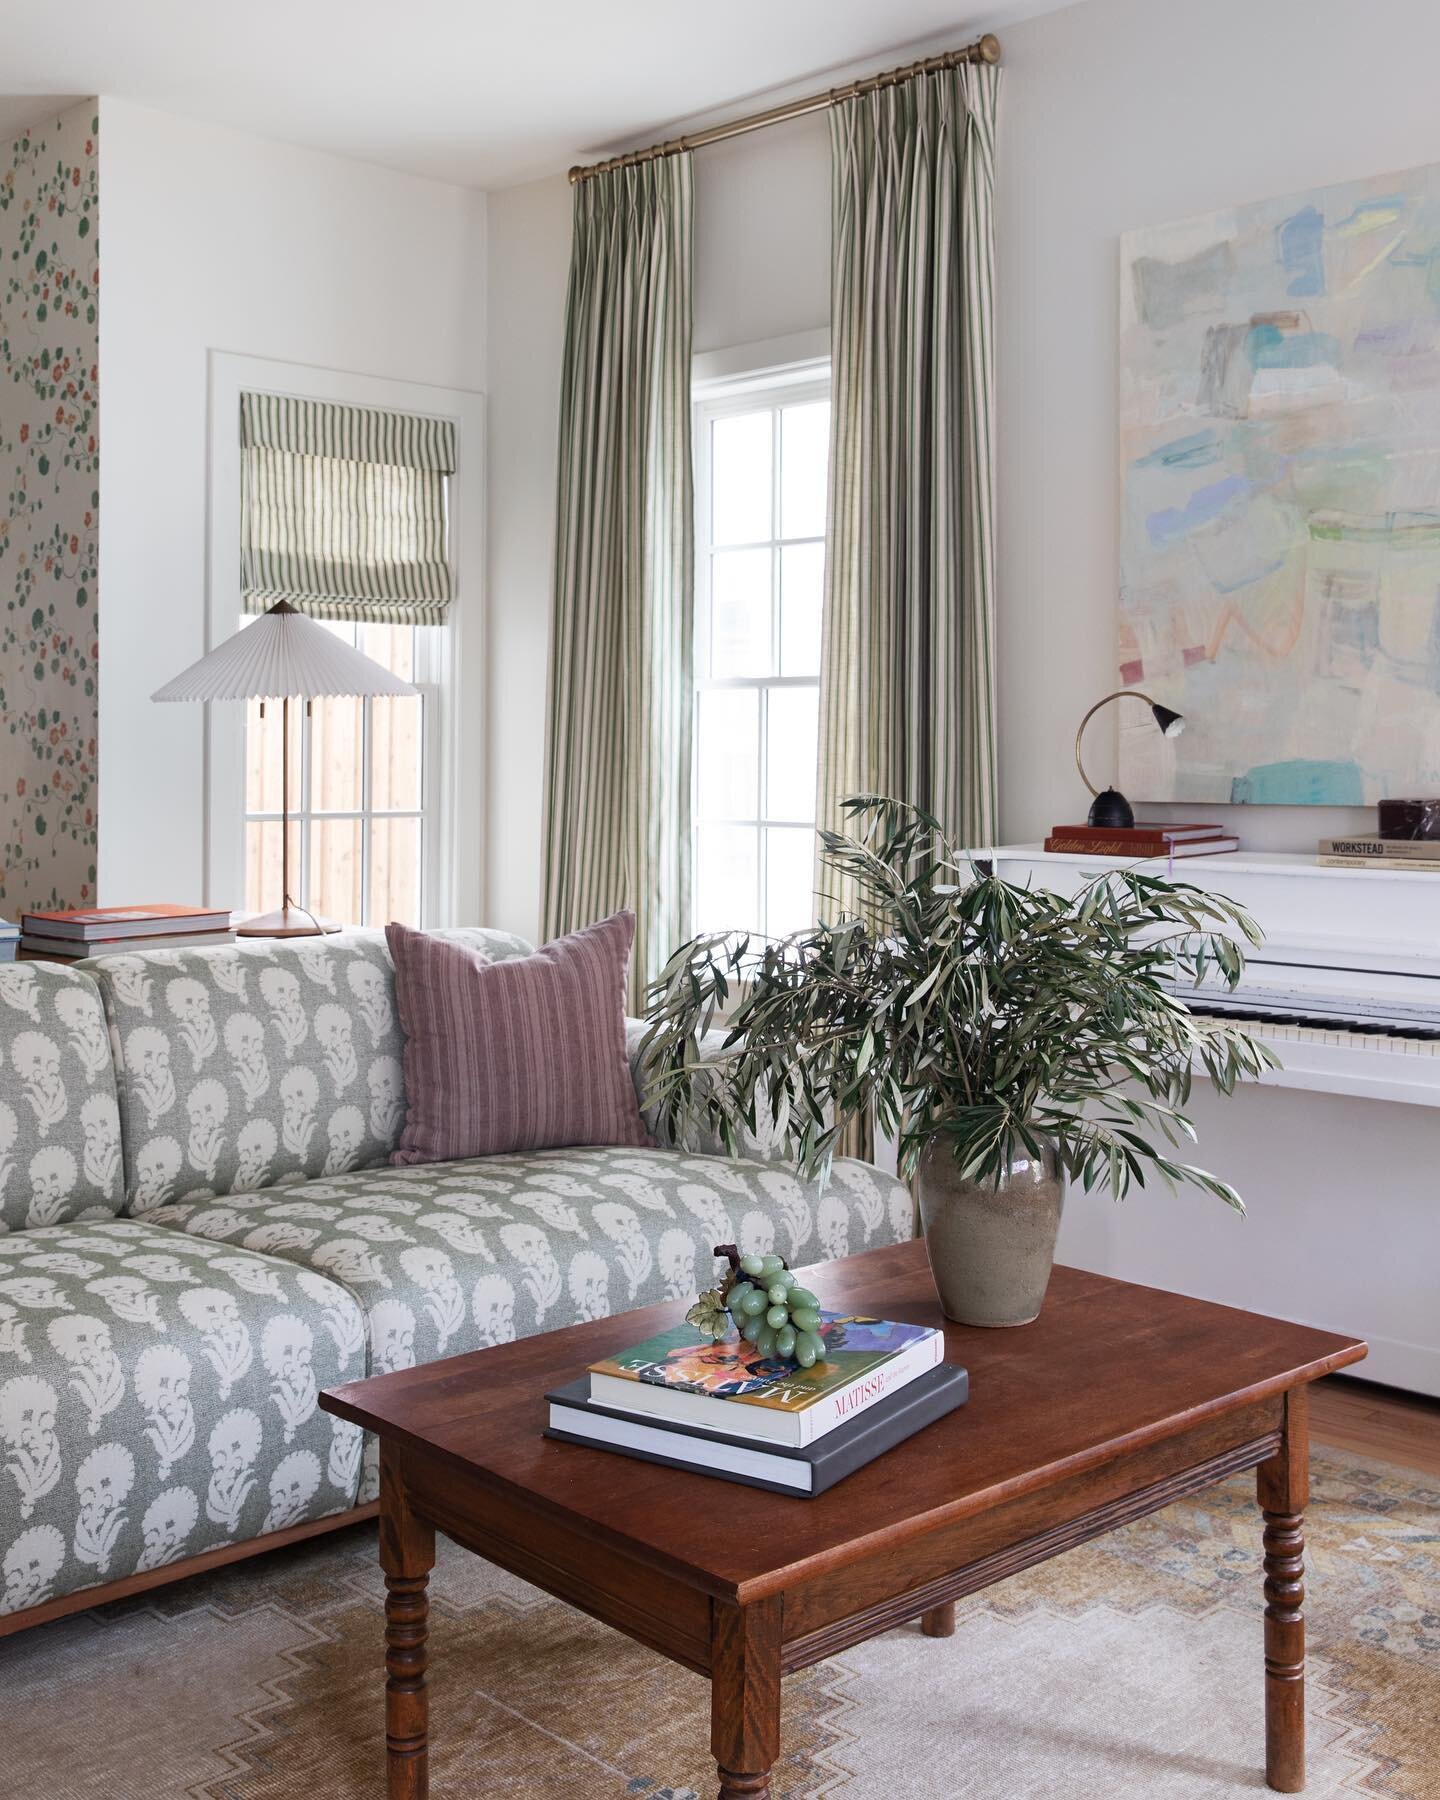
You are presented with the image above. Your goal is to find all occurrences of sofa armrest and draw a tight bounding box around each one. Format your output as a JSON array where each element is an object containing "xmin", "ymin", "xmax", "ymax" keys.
[{"xmin": 625, "ymin": 1018, "xmax": 786, "ymax": 1161}]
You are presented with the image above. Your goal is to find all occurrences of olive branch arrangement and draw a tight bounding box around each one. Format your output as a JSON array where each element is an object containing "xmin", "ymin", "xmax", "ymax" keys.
[{"xmin": 642, "ymin": 796, "xmax": 1278, "ymax": 1208}]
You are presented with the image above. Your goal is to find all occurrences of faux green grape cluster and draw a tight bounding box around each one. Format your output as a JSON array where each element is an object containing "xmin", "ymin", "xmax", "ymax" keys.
[{"xmin": 726, "ymin": 1253, "xmax": 826, "ymax": 1367}]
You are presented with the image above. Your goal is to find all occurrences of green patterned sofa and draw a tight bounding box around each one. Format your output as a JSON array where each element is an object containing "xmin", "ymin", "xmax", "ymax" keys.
[{"xmin": 0, "ymin": 931, "xmax": 912, "ymax": 1629}]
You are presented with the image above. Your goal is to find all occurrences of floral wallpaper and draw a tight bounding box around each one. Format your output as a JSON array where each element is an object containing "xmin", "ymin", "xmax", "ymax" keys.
[{"xmin": 0, "ymin": 102, "xmax": 98, "ymax": 917}]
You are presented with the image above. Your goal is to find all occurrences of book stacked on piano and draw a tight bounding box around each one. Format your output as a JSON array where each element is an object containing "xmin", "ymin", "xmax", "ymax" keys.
[
  {"xmin": 546, "ymin": 1314, "xmax": 968, "ymax": 1496},
  {"xmin": 1317, "ymin": 836, "xmax": 1440, "ymax": 872},
  {"xmin": 0, "ymin": 919, "xmax": 17, "ymax": 964},
  {"xmin": 1044, "ymin": 822, "xmax": 1238, "ymax": 858},
  {"xmin": 19, "ymin": 905, "xmax": 236, "ymax": 959}
]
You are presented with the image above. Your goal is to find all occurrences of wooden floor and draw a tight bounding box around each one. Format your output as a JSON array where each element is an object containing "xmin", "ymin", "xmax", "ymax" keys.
[{"xmin": 1310, "ymin": 1374, "xmax": 1440, "ymax": 1478}]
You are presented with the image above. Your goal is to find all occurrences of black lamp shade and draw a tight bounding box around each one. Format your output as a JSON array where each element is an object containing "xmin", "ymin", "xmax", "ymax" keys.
[{"xmin": 1150, "ymin": 703, "xmax": 1184, "ymax": 737}]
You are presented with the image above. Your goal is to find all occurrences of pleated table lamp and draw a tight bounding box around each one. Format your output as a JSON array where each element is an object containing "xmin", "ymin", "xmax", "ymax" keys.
[{"xmin": 152, "ymin": 600, "xmax": 419, "ymax": 937}]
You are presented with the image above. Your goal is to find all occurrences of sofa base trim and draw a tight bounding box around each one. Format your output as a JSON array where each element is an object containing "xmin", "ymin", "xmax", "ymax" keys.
[{"xmin": 0, "ymin": 1500, "xmax": 380, "ymax": 1638}]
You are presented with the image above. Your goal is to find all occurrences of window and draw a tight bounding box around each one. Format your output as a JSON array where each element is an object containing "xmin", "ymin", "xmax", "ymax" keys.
[
  {"xmin": 243, "ymin": 621, "xmax": 436, "ymax": 926},
  {"xmin": 693, "ymin": 373, "xmax": 830, "ymax": 941},
  {"xmin": 237, "ymin": 389, "xmax": 455, "ymax": 928},
  {"xmin": 208, "ymin": 356, "xmax": 484, "ymax": 931}
]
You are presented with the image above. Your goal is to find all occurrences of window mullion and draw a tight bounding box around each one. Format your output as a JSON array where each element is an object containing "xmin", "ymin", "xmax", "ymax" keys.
[
  {"xmin": 771, "ymin": 408, "xmax": 784, "ymax": 686},
  {"xmin": 299, "ymin": 699, "xmax": 310, "ymax": 912},
  {"xmin": 360, "ymin": 686, "xmax": 373, "ymax": 929}
]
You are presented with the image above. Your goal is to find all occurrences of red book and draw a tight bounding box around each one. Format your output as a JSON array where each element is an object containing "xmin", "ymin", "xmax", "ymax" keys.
[
  {"xmin": 23, "ymin": 905, "xmax": 233, "ymax": 942},
  {"xmin": 1045, "ymin": 833, "xmax": 1239, "ymax": 859},
  {"xmin": 1048, "ymin": 822, "xmax": 1227, "ymax": 845}
]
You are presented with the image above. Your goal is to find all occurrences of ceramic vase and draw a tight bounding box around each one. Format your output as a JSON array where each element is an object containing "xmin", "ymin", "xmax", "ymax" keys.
[{"xmin": 915, "ymin": 1139, "xmax": 1065, "ymax": 1327}]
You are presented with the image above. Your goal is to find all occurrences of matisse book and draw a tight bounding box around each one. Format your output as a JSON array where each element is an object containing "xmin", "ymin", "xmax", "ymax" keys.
[
  {"xmin": 548, "ymin": 1363, "xmax": 969, "ymax": 1496},
  {"xmin": 587, "ymin": 1313, "xmax": 944, "ymax": 1448}
]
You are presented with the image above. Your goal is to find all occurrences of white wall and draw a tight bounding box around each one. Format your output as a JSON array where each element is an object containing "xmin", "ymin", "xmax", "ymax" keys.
[
  {"xmin": 97, "ymin": 99, "xmax": 487, "ymax": 907},
  {"xmin": 693, "ymin": 114, "xmax": 829, "ymax": 355},
  {"xmin": 483, "ymin": 0, "xmax": 1440, "ymax": 940},
  {"xmin": 483, "ymin": 175, "xmax": 571, "ymax": 942},
  {"xmin": 996, "ymin": 0, "xmax": 1440, "ymax": 849}
]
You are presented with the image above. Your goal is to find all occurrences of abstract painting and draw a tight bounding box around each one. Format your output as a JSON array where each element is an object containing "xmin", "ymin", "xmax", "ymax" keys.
[{"xmin": 1118, "ymin": 162, "xmax": 1440, "ymax": 805}]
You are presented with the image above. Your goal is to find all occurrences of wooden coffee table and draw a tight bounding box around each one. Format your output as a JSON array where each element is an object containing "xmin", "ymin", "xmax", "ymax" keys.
[{"xmin": 321, "ymin": 1240, "xmax": 1365, "ymax": 1798}]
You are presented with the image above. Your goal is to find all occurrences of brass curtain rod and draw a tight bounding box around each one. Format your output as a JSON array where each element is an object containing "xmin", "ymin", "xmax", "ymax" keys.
[{"xmin": 568, "ymin": 32, "xmax": 1001, "ymax": 184}]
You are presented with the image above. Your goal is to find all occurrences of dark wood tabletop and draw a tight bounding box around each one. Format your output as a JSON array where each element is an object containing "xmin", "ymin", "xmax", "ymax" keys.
[{"xmin": 324, "ymin": 1240, "xmax": 1364, "ymax": 1602}]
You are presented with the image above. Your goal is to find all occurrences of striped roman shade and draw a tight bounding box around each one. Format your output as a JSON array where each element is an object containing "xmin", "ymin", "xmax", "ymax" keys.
[{"xmin": 240, "ymin": 392, "xmax": 457, "ymax": 625}]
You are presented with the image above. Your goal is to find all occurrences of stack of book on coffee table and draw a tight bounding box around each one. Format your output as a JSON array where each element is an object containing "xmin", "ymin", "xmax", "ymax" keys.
[{"xmin": 546, "ymin": 1313, "xmax": 967, "ymax": 1496}]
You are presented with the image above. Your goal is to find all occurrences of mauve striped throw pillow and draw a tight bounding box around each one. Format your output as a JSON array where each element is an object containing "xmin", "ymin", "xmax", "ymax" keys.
[{"xmin": 385, "ymin": 911, "xmax": 652, "ymax": 1164}]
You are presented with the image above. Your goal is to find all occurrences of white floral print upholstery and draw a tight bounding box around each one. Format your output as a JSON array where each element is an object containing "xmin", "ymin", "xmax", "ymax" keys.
[
  {"xmin": 0, "ymin": 961, "xmax": 125, "ymax": 1231},
  {"xmin": 136, "ymin": 1147, "xmax": 915, "ymax": 1499},
  {"xmin": 90, "ymin": 928, "xmax": 533, "ymax": 1211},
  {"xmin": 0, "ymin": 1219, "xmax": 366, "ymax": 1616},
  {"xmin": 0, "ymin": 927, "xmax": 916, "ymax": 1620}
]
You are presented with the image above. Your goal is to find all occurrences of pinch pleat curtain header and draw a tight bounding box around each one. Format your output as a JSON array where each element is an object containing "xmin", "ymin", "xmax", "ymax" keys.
[{"xmin": 240, "ymin": 392, "xmax": 458, "ymax": 627}]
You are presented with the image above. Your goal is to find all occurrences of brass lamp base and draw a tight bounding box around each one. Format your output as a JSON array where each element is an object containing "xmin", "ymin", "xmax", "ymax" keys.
[{"xmin": 236, "ymin": 905, "xmax": 341, "ymax": 940}]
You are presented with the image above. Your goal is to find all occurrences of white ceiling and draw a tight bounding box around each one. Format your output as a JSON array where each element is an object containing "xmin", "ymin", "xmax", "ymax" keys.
[{"xmin": 0, "ymin": 0, "xmax": 1062, "ymax": 191}]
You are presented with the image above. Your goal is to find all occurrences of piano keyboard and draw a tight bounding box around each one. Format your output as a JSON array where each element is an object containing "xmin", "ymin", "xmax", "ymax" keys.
[
  {"xmin": 1186, "ymin": 1007, "xmax": 1440, "ymax": 1105},
  {"xmin": 1191, "ymin": 1007, "xmax": 1440, "ymax": 1056}
]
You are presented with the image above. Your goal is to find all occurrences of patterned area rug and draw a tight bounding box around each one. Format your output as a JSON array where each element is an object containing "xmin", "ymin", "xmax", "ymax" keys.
[{"xmin": 1, "ymin": 1447, "xmax": 1434, "ymax": 1799}]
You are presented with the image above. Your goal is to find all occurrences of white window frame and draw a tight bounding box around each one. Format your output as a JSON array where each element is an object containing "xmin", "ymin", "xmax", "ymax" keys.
[
  {"xmin": 692, "ymin": 335, "xmax": 831, "ymax": 942},
  {"xmin": 205, "ymin": 352, "xmax": 485, "ymax": 926},
  {"xmin": 242, "ymin": 621, "xmax": 435, "ymax": 927}
]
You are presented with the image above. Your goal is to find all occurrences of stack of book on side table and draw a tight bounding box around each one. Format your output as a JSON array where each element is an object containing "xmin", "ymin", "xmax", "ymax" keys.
[
  {"xmin": 1044, "ymin": 821, "xmax": 1238, "ymax": 859},
  {"xmin": 0, "ymin": 919, "xmax": 18, "ymax": 963},
  {"xmin": 547, "ymin": 1314, "xmax": 968, "ymax": 1497},
  {"xmin": 19, "ymin": 904, "xmax": 236, "ymax": 959}
]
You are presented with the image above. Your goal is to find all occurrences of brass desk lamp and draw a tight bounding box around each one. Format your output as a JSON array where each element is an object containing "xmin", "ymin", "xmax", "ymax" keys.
[{"xmin": 1075, "ymin": 689, "xmax": 1185, "ymax": 828}]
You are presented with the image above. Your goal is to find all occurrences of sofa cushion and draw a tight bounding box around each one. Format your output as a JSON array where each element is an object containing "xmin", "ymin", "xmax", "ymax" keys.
[
  {"xmin": 387, "ymin": 914, "xmax": 650, "ymax": 1163},
  {"xmin": 136, "ymin": 1145, "xmax": 914, "ymax": 1370},
  {"xmin": 0, "ymin": 961, "xmax": 125, "ymax": 1230},
  {"xmin": 0, "ymin": 1218, "xmax": 367, "ymax": 1618},
  {"xmin": 90, "ymin": 927, "xmax": 533, "ymax": 1212}
]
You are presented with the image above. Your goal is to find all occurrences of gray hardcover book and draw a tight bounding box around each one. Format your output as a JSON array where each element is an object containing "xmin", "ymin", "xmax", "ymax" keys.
[{"xmin": 545, "ymin": 1361, "xmax": 969, "ymax": 1497}]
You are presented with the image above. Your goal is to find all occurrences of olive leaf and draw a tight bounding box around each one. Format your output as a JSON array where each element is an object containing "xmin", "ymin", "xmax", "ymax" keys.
[{"xmin": 640, "ymin": 796, "xmax": 1277, "ymax": 1209}]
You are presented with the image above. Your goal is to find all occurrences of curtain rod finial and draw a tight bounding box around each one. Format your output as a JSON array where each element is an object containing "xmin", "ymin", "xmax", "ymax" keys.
[{"xmin": 977, "ymin": 33, "xmax": 1001, "ymax": 64}]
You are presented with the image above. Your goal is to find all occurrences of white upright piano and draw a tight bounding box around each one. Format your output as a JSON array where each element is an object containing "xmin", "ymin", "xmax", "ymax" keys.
[{"xmin": 990, "ymin": 846, "xmax": 1440, "ymax": 1396}]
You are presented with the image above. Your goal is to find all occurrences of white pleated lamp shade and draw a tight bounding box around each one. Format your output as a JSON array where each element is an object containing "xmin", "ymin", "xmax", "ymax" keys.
[{"xmin": 152, "ymin": 601, "xmax": 418, "ymax": 701}]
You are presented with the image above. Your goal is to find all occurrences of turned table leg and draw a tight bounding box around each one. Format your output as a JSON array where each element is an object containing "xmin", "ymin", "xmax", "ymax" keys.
[
  {"xmin": 379, "ymin": 1445, "xmax": 437, "ymax": 1800},
  {"xmin": 711, "ymin": 1594, "xmax": 782, "ymax": 1800},
  {"xmin": 921, "ymin": 1601, "xmax": 957, "ymax": 1638},
  {"xmin": 1258, "ymin": 1387, "xmax": 1308, "ymax": 1794}
]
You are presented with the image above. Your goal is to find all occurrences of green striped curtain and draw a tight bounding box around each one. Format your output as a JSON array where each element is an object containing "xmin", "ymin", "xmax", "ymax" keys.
[
  {"xmin": 240, "ymin": 392, "xmax": 457, "ymax": 625},
  {"xmin": 542, "ymin": 156, "xmax": 694, "ymax": 1009},
  {"xmin": 817, "ymin": 62, "xmax": 1000, "ymax": 889}
]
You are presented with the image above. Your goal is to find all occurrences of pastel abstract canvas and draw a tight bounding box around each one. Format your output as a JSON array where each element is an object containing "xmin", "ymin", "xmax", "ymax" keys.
[{"xmin": 1118, "ymin": 162, "xmax": 1440, "ymax": 805}]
